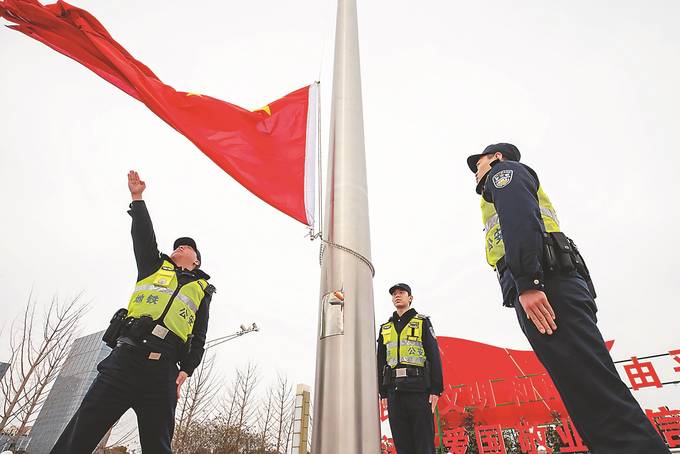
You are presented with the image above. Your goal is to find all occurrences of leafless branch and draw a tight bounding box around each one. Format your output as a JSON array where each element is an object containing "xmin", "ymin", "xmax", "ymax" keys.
[
  {"xmin": 173, "ymin": 354, "xmax": 221, "ymax": 453},
  {"xmin": 274, "ymin": 374, "xmax": 293, "ymax": 452},
  {"xmin": 0, "ymin": 294, "xmax": 87, "ymax": 434}
]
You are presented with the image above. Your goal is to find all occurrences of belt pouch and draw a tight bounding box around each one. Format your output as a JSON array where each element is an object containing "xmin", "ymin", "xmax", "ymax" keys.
[
  {"xmin": 542, "ymin": 233, "xmax": 558, "ymax": 272},
  {"xmin": 550, "ymin": 232, "xmax": 575, "ymax": 271},
  {"xmin": 129, "ymin": 315, "xmax": 154, "ymax": 340},
  {"xmin": 102, "ymin": 308, "xmax": 128, "ymax": 348}
]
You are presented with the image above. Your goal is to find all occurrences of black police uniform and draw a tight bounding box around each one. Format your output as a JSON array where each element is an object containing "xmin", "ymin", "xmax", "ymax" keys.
[
  {"xmin": 377, "ymin": 307, "xmax": 444, "ymax": 454},
  {"xmin": 480, "ymin": 158, "xmax": 669, "ymax": 454},
  {"xmin": 51, "ymin": 200, "xmax": 213, "ymax": 454}
]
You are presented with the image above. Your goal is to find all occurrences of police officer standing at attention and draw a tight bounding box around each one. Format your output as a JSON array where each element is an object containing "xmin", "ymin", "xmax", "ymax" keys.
[
  {"xmin": 467, "ymin": 143, "xmax": 669, "ymax": 454},
  {"xmin": 378, "ymin": 283, "xmax": 443, "ymax": 454},
  {"xmin": 51, "ymin": 170, "xmax": 215, "ymax": 454}
]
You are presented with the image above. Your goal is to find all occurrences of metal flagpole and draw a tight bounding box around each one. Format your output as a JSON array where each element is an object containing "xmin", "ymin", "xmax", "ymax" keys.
[{"xmin": 311, "ymin": 0, "xmax": 380, "ymax": 451}]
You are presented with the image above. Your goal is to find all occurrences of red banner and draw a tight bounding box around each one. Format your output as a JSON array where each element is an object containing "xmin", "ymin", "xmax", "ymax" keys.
[{"xmin": 435, "ymin": 337, "xmax": 615, "ymax": 427}]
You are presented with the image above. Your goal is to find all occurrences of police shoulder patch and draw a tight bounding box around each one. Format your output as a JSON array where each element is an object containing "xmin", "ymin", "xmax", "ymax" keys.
[{"xmin": 492, "ymin": 169, "xmax": 514, "ymax": 189}]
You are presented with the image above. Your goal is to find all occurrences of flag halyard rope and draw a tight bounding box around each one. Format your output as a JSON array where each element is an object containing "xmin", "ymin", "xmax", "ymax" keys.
[{"xmin": 311, "ymin": 232, "xmax": 375, "ymax": 277}]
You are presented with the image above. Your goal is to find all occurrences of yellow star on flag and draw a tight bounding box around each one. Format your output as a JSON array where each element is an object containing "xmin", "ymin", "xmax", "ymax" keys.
[{"xmin": 254, "ymin": 105, "xmax": 272, "ymax": 116}]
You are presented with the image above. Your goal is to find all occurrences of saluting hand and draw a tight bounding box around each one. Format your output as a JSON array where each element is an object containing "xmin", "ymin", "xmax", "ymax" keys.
[
  {"xmin": 176, "ymin": 371, "xmax": 189, "ymax": 399},
  {"xmin": 519, "ymin": 290, "xmax": 557, "ymax": 335},
  {"xmin": 127, "ymin": 170, "xmax": 146, "ymax": 201}
]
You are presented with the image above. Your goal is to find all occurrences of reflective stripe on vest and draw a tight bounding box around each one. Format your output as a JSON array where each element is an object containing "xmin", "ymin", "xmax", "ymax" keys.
[
  {"xmin": 381, "ymin": 316, "xmax": 426, "ymax": 368},
  {"xmin": 132, "ymin": 285, "xmax": 200, "ymax": 314},
  {"xmin": 481, "ymin": 185, "xmax": 560, "ymax": 268},
  {"xmin": 127, "ymin": 261, "xmax": 206, "ymax": 342},
  {"xmin": 483, "ymin": 207, "xmax": 558, "ymax": 235}
]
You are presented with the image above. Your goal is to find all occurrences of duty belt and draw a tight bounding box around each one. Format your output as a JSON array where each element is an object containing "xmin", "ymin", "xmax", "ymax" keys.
[
  {"xmin": 121, "ymin": 316, "xmax": 186, "ymax": 349},
  {"xmin": 118, "ymin": 316, "xmax": 189, "ymax": 360},
  {"xmin": 390, "ymin": 367, "xmax": 425, "ymax": 378},
  {"xmin": 116, "ymin": 339, "xmax": 171, "ymax": 361},
  {"xmin": 495, "ymin": 233, "xmax": 596, "ymax": 299}
]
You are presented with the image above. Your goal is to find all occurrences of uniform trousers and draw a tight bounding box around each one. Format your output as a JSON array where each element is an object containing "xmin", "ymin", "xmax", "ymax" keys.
[
  {"xmin": 387, "ymin": 390, "xmax": 435, "ymax": 454},
  {"xmin": 51, "ymin": 344, "xmax": 178, "ymax": 454},
  {"xmin": 514, "ymin": 271, "xmax": 669, "ymax": 454}
]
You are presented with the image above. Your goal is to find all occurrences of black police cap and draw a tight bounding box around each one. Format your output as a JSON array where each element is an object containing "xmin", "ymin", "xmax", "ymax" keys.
[
  {"xmin": 389, "ymin": 283, "xmax": 412, "ymax": 295},
  {"xmin": 173, "ymin": 237, "xmax": 201, "ymax": 266},
  {"xmin": 466, "ymin": 143, "xmax": 521, "ymax": 173}
]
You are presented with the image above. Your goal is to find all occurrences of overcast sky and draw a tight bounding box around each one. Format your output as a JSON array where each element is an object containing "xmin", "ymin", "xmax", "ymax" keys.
[{"xmin": 1, "ymin": 0, "xmax": 679, "ymax": 443}]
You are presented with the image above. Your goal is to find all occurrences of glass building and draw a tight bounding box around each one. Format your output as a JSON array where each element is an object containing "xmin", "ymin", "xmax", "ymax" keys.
[{"xmin": 27, "ymin": 331, "xmax": 111, "ymax": 453}]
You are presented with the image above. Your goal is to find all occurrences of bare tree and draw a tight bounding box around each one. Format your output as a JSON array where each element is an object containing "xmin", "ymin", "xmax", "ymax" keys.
[
  {"xmin": 104, "ymin": 418, "xmax": 138, "ymax": 451},
  {"xmin": 0, "ymin": 294, "xmax": 86, "ymax": 433},
  {"xmin": 15, "ymin": 302, "xmax": 85, "ymax": 435},
  {"xmin": 200, "ymin": 364, "xmax": 262, "ymax": 454},
  {"xmin": 256, "ymin": 388, "xmax": 275, "ymax": 452},
  {"xmin": 221, "ymin": 370, "xmax": 242, "ymax": 430},
  {"xmin": 173, "ymin": 353, "xmax": 221, "ymax": 453},
  {"xmin": 232, "ymin": 363, "xmax": 259, "ymax": 450},
  {"xmin": 273, "ymin": 374, "xmax": 293, "ymax": 453},
  {"xmin": 0, "ymin": 301, "xmax": 35, "ymax": 431},
  {"xmin": 108, "ymin": 363, "xmax": 296, "ymax": 454}
]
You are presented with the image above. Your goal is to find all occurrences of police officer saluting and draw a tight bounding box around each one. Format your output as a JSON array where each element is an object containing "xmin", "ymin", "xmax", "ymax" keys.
[
  {"xmin": 51, "ymin": 170, "xmax": 215, "ymax": 454},
  {"xmin": 468, "ymin": 144, "xmax": 669, "ymax": 453},
  {"xmin": 378, "ymin": 283, "xmax": 443, "ymax": 454}
]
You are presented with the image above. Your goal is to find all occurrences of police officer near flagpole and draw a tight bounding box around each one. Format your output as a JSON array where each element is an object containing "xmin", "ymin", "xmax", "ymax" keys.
[
  {"xmin": 51, "ymin": 170, "xmax": 215, "ymax": 454},
  {"xmin": 467, "ymin": 143, "xmax": 669, "ymax": 453},
  {"xmin": 377, "ymin": 283, "xmax": 443, "ymax": 454}
]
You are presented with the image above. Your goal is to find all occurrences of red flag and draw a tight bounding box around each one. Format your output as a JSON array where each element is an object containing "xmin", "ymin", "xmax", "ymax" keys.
[{"xmin": 1, "ymin": 0, "xmax": 318, "ymax": 225}]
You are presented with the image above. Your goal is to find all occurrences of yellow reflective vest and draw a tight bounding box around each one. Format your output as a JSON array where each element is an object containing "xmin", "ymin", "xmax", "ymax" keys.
[
  {"xmin": 480, "ymin": 185, "xmax": 560, "ymax": 268},
  {"xmin": 127, "ymin": 260, "xmax": 207, "ymax": 342},
  {"xmin": 380, "ymin": 315, "xmax": 427, "ymax": 368}
]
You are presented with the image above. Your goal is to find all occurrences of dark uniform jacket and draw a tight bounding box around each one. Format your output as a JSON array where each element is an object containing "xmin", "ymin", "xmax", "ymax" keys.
[
  {"xmin": 482, "ymin": 160, "xmax": 547, "ymax": 307},
  {"xmin": 123, "ymin": 200, "xmax": 212, "ymax": 376},
  {"xmin": 377, "ymin": 308, "xmax": 444, "ymax": 398}
]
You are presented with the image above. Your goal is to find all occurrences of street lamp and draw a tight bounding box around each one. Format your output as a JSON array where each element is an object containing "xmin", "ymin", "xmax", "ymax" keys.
[{"xmin": 205, "ymin": 323, "xmax": 259, "ymax": 350}]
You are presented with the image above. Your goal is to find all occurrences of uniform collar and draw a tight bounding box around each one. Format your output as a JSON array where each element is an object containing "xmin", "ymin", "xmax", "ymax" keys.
[
  {"xmin": 391, "ymin": 307, "xmax": 417, "ymax": 322},
  {"xmin": 476, "ymin": 173, "xmax": 488, "ymax": 195},
  {"xmin": 475, "ymin": 159, "xmax": 501, "ymax": 195},
  {"xmin": 161, "ymin": 253, "xmax": 211, "ymax": 280}
]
